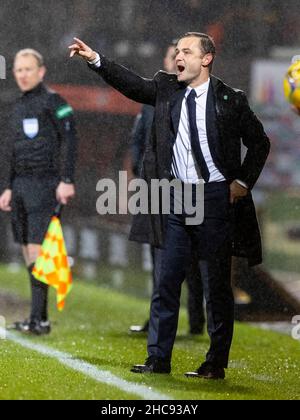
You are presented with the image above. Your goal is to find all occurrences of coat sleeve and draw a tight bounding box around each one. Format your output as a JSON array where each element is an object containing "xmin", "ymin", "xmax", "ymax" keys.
[
  {"xmin": 88, "ymin": 55, "xmax": 157, "ymax": 106},
  {"xmin": 48, "ymin": 93, "xmax": 78, "ymax": 183},
  {"xmin": 238, "ymin": 92, "xmax": 270, "ymax": 190}
]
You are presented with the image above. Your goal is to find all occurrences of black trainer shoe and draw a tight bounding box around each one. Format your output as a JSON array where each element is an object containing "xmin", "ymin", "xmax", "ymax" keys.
[
  {"xmin": 29, "ymin": 320, "xmax": 51, "ymax": 336},
  {"xmin": 9, "ymin": 319, "xmax": 31, "ymax": 333},
  {"xmin": 131, "ymin": 356, "xmax": 171, "ymax": 374},
  {"xmin": 9, "ymin": 319, "xmax": 51, "ymax": 336}
]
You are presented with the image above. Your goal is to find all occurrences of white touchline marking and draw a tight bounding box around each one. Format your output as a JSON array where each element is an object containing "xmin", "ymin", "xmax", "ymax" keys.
[
  {"xmin": 251, "ymin": 374, "xmax": 276, "ymax": 383},
  {"xmin": 228, "ymin": 360, "xmax": 249, "ymax": 369},
  {"xmin": 3, "ymin": 330, "xmax": 171, "ymax": 400}
]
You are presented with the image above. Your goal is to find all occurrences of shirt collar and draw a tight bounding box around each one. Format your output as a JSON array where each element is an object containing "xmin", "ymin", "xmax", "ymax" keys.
[
  {"xmin": 185, "ymin": 78, "xmax": 210, "ymax": 98},
  {"xmin": 23, "ymin": 82, "xmax": 45, "ymax": 97}
]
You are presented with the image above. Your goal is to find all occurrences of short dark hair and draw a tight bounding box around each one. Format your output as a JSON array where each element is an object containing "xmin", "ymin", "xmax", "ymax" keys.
[{"xmin": 178, "ymin": 32, "xmax": 216, "ymax": 71}]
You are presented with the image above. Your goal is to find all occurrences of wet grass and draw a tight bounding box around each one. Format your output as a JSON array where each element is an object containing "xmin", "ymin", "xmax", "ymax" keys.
[{"xmin": 0, "ymin": 265, "xmax": 299, "ymax": 400}]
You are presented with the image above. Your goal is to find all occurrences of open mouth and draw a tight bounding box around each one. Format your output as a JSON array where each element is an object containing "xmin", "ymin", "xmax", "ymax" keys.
[{"xmin": 177, "ymin": 64, "xmax": 185, "ymax": 74}]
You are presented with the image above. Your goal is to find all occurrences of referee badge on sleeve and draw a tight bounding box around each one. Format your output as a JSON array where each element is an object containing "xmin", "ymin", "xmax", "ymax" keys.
[
  {"xmin": 56, "ymin": 104, "xmax": 73, "ymax": 120},
  {"xmin": 23, "ymin": 118, "xmax": 39, "ymax": 139}
]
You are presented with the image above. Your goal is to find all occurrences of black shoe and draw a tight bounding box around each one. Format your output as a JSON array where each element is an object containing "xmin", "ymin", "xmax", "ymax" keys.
[
  {"xmin": 9, "ymin": 319, "xmax": 51, "ymax": 336},
  {"xmin": 185, "ymin": 362, "xmax": 225, "ymax": 380},
  {"xmin": 131, "ymin": 356, "xmax": 171, "ymax": 374},
  {"xmin": 29, "ymin": 320, "xmax": 51, "ymax": 336},
  {"xmin": 129, "ymin": 320, "xmax": 149, "ymax": 333},
  {"xmin": 9, "ymin": 319, "xmax": 31, "ymax": 333}
]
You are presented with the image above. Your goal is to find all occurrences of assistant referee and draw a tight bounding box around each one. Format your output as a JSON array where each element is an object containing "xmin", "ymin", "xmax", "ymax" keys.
[{"xmin": 0, "ymin": 49, "xmax": 78, "ymax": 335}]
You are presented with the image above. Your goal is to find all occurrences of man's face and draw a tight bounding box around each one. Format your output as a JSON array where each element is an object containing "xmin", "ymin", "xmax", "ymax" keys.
[
  {"xmin": 175, "ymin": 36, "xmax": 212, "ymax": 85},
  {"xmin": 13, "ymin": 55, "xmax": 45, "ymax": 92},
  {"xmin": 164, "ymin": 46, "xmax": 176, "ymax": 73}
]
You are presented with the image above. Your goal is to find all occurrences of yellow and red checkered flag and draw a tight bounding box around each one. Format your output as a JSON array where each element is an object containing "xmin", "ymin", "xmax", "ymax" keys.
[{"xmin": 33, "ymin": 204, "xmax": 72, "ymax": 311}]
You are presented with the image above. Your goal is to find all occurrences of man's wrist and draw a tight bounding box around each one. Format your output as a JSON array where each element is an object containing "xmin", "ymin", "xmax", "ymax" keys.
[
  {"xmin": 60, "ymin": 177, "xmax": 74, "ymax": 185},
  {"xmin": 235, "ymin": 179, "xmax": 248, "ymax": 189},
  {"xmin": 88, "ymin": 53, "xmax": 101, "ymax": 67}
]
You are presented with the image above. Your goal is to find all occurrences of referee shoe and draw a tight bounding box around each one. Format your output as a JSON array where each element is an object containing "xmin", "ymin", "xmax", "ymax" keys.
[{"xmin": 9, "ymin": 319, "xmax": 51, "ymax": 336}]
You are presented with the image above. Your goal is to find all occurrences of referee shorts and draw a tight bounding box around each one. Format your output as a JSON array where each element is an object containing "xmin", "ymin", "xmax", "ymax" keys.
[{"xmin": 11, "ymin": 176, "xmax": 58, "ymax": 245}]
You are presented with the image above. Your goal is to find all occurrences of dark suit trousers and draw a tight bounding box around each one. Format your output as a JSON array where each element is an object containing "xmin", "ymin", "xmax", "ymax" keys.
[
  {"xmin": 186, "ymin": 251, "xmax": 205, "ymax": 332},
  {"xmin": 147, "ymin": 181, "xmax": 234, "ymax": 368},
  {"xmin": 149, "ymin": 245, "xmax": 205, "ymax": 333}
]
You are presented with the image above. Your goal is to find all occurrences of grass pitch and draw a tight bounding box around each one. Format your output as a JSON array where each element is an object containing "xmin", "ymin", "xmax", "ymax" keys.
[{"xmin": 0, "ymin": 265, "xmax": 299, "ymax": 400}]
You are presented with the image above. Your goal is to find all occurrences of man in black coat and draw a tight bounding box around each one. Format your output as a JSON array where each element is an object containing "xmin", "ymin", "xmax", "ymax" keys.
[
  {"xmin": 70, "ymin": 32, "xmax": 270, "ymax": 379},
  {"xmin": 130, "ymin": 42, "xmax": 205, "ymax": 336}
]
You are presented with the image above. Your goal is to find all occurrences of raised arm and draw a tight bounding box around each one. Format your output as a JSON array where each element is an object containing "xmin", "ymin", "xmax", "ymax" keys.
[{"xmin": 69, "ymin": 38, "xmax": 157, "ymax": 106}]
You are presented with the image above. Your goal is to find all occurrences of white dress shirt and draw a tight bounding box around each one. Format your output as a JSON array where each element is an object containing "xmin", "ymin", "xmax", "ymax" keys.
[{"xmin": 171, "ymin": 80, "xmax": 225, "ymax": 184}]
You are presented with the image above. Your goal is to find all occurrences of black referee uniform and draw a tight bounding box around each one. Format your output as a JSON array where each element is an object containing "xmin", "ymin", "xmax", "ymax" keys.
[
  {"xmin": 4, "ymin": 82, "xmax": 78, "ymax": 332},
  {"xmin": 5, "ymin": 82, "xmax": 77, "ymax": 243}
]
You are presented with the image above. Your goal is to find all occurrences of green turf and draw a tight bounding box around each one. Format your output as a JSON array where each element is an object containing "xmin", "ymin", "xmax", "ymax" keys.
[
  {"xmin": 0, "ymin": 341, "xmax": 137, "ymax": 400},
  {"xmin": 265, "ymin": 250, "xmax": 300, "ymax": 273},
  {"xmin": 265, "ymin": 191, "xmax": 300, "ymax": 222},
  {"xmin": 262, "ymin": 190, "xmax": 300, "ymax": 273},
  {"xmin": 0, "ymin": 265, "xmax": 300, "ymax": 400}
]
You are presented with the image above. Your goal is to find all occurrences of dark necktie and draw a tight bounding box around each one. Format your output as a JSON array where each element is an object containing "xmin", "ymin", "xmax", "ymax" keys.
[{"xmin": 186, "ymin": 89, "xmax": 210, "ymax": 182}]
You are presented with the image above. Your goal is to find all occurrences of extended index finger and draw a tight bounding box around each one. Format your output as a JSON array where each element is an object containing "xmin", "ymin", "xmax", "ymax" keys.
[{"xmin": 73, "ymin": 37, "xmax": 89, "ymax": 49}]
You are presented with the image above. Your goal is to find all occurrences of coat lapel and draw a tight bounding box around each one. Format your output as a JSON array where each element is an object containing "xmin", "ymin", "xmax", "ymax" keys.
[
  {"xmin": 206, "ymin": 80, "xmax": 219, "ymax": 156},
  {"xmin": 206, "ymin": 76, "xmax": 225, "ymax": 174}
]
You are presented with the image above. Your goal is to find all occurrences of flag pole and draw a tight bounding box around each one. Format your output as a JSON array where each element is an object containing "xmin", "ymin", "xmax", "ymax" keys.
[{"xmin": 54, "ymin": 203, "xmax": 64, "ymax": 218}]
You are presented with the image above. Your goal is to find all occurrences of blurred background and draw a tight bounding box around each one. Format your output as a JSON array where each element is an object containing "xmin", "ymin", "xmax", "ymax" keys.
[{"xmin": 1, "ymin": 0, "xmax": 300, "ymax": 321}]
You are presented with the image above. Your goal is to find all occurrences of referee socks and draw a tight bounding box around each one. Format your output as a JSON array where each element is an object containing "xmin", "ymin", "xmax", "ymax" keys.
[{"xmin": 28, "ymin": 263, "xmax": 49, "ymax": 322}]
